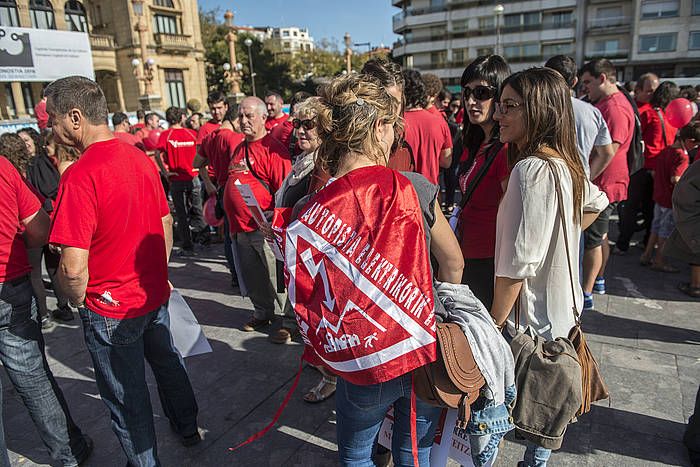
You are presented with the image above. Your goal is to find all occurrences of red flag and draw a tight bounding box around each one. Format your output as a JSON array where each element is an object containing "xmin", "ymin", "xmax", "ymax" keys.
[{"xmin": 285, "ymin": 166, "xmax": 436, "ymax": 385}]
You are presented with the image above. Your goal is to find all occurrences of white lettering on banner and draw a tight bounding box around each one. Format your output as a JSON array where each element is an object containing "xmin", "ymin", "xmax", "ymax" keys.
[
  {"xmin": 323, "ymin": 332, "xmax": 361, "ymax": 354},
  {"xmin": 285, "ymin": 218, "xmax": 435, "ymax": 374}
]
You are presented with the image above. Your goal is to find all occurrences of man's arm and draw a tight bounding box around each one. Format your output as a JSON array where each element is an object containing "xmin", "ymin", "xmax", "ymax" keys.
[
  {"xmin": 439, "ymin": 148, "xmax": 453, "ymax": 168},
  {"xmin": 162, "ymin": 214, "xmax": 173, "ymax": 262},
  {"xmin": 589, "ymin": 143, "xmax": 618, "ymax": 180},
  {"xmin": 195, "ymin": 154, "xmax": 217, "ymax": 197},
  {"xmin": 21, "ymin": 209, "xmax": 50, "ymax": 248},
  {"xmin": 58, "ymin": 247, "xmax": 89, "ymax": 306}
]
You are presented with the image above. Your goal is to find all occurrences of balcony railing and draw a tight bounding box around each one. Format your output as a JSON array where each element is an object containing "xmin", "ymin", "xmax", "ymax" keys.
[
  {"xmin": 89, "ymin": 33, "xmax": 116, "ymax": 50},
  {"xmin": 587, "ymin": 16, "xmax": 631, "ymax": 29},
  {"xmin": 584, "ymin": 49, "xmax": 630, "ymax": 60},
  {"xmin": 153, "ymin": 33, "xmax": 192, "ymax": 51},
  {"xmin": 393, "ymin": 4, "xmax": 449, "ymax": 29}
]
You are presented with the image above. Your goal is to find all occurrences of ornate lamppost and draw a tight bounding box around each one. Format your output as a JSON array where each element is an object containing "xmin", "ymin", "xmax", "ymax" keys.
[
  {"xmin": 223, "ymin": 10, "xmax": 245, "ymax": 102},
  {"xmin": 494, "ymin": 4, "xmax": 505, "ymax": 56},
  {"xmin": 243, "ymin": 37, "xmax": 256, "ymax": 97},
  {"xmin": 131, "ymin": 0, "xmax": 160, "ymax": 110}
]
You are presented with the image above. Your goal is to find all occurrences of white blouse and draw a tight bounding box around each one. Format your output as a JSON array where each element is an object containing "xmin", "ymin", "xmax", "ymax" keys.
[{"xmin": 495, "ymin": 157, "xmax": 609, "ymax": 340}]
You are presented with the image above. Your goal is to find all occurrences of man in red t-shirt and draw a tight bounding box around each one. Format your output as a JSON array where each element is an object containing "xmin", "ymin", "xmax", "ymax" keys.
[
  {"xmin": 579, "ymin": 59, "xmax": 634, "ymax": 309},
  {"xmin": 45, "ymin": 77, "xmax": 199, "ymax": 464},
  {"xmin": 224, "ymin": 96, "xmax": 291, "ymax": 332},
  {"xmin": 197, "ymin": 91, "xmax": 228, "ymax": 147},
  {"xmin": 112, "ymin": 111, "xmax": 145, "ymax": 151},
  {"xmin": 264, "ymin": 91, "xmax": 288, "ymax": 131},
  {"xmin": 401, "ymin": 69, "xmax": 452, "ymax": 184},
  {"xmin": 0, "ymin": 155, "xmax": 93, "ymax": 465},
  {"xmin": 642, "ymin": 124, "xmax": 698, "ymax": 270},
  {"xmin": 156, "ymin": 106, "xmax": 208, "ymax": 254},
  {"xmin": 422, "ymin": 72, "xmax": 445, "ymax": 118}
]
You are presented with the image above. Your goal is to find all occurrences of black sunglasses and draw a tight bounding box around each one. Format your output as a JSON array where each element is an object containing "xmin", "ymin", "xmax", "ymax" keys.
[
  {"xmin": 292, "ymin": 118, "xmax": 316, "ymax": 130},
  {"xmin": 462, "ymin": 85, "xmax": 497, "ymax": 101}
]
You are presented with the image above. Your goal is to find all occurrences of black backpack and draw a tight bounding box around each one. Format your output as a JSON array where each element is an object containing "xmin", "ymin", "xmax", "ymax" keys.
[{"xmin": 616, "ymin": 85, "xmax": 645, "ymax": 175}]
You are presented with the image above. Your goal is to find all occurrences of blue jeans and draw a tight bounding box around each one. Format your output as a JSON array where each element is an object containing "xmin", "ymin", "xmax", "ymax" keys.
[
  {"xmin": 223, "ymin": 216, "xmax": 236, "ymax": 277},
  {"xmin": 336, "ymin": 374, "xmax": 441, "ymax": 466},
  {"xmin": 0, "ymin": 277, "xmax": 89, "ymax": 466},
  {"xmin": 79, "ymin": 303, "xmax": 198, "ymax": 467},
  {"xmin": 523, "ymin": 441, "xmax": 552, "ymax": 466}
]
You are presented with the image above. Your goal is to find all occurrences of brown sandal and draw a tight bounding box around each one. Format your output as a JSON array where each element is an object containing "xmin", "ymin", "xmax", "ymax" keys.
[
  {"xmin": 303, "ymin": 376, "xmax": 337, "ymax": 403},
  {"xmin": 678, "ymin": 282, "xmax": 700, "ymax": 298}
]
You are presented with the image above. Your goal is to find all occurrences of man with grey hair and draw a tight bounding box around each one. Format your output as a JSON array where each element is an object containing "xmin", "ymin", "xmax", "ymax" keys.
[
  {"xmin": 46, "ymin": 76, "xmax": 200, "ymax": 465},
  {"xmin": 223, "ymin": 96, "xmax": 291, "ymax": 332}
]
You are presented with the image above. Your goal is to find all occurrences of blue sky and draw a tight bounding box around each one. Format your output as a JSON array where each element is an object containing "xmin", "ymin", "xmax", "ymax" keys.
[{"xmin": 198, "ymin": 0, "xmax": 400, "ymax": 50}]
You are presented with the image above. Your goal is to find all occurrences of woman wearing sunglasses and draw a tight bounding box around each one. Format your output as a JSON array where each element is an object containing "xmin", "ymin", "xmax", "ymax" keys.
[
  {"xmin": 491, "ymin": 68, "xmax": 608, "ymax": 466},
  {"xmin": 452, "ymin": 55, "xmax": 511, "ymax": 311}
]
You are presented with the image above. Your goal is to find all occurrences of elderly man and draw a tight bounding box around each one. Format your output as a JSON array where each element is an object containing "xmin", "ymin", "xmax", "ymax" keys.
[
  {"xmin": 264, "ymin": 91, "xmax": 288, "ymax": 131},
  {"xmin": 223, "ymin": 97, "xmax": 291, "ymax": 331},
  {"xmin": 46, "ymin": 76, "xmax": 200, "ymax": 466}
]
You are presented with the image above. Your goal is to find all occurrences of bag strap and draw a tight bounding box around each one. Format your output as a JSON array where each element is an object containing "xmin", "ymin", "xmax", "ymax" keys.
[
  {"xmin": 460, "ymin": 141, "xmax": 503, "ymax": 209},
  {"xmin": 655, "ymin": 109, "xmax": 669, "ymax": 146},
  {"xmin": 244, "ymin": 142, "xmax": 271, "ymax": 194},
  {"xmin": 547, "ymin": 159, "xmax": 581, "ymax": 326}
]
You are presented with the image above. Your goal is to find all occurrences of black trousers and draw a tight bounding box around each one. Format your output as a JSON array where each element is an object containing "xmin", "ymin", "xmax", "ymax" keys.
[
  {"xmin": 461, "ymin": 257, "xmax": 495, "ymax": 311},
  {"xmin": 616, "ymin": 169, "xmax": 654, "ymax": 251}
]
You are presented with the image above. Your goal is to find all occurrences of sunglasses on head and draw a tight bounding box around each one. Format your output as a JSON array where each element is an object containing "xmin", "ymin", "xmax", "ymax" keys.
[
  {"xmin": 292, "ymin": 118, "xmax": 316, "ymax": 130},
  {"xmin": 462, "ymin": 85, "xmax": 497, "ymax": 101}
]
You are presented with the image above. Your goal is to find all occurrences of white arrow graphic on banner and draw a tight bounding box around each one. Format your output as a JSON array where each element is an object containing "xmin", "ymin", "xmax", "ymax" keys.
[{"xmin": 301, "ymin": 248, "xmax": 336, "ymax": 311}]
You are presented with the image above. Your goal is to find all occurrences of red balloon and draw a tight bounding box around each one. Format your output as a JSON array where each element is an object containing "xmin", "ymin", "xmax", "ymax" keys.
[
  {"xmin": 665, "ymin": 98, "xmax": 694, "ymax": 129},
  {"xmin": 203, "ymin": 195, "xmax": 223, "ymax": 227}
]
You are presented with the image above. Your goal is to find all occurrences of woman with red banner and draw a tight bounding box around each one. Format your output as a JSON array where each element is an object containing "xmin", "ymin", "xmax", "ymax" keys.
[
  {"xmin": 285, "ymin": 74, "xmax": 463, "ymax": 465},
  {"xmin": 490, "ymin": 68, "xmax": 609, "ymax": 466}
]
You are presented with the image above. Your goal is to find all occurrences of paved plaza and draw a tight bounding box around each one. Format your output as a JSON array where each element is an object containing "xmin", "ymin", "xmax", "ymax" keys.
[{"xmin": 4, "ymin": 236, "xmax": 699, "ymax": 466}]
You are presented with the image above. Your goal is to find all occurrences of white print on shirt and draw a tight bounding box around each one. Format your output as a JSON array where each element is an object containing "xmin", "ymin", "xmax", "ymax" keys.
[
  {"xmin": 98, "ymin": 291, "xmax": 120, "ymax": 307},
  {"xmin": 168, "ymin": 140, "xmax": 195, "ymax": 148}
]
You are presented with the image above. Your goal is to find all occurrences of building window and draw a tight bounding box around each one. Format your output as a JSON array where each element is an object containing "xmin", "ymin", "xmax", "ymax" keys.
[
  {"xmin": 30, "ymin": 0, "xmax": 56, "ymax": 29},
  {"xmin": 0, "ymin": 0, "xmax": 19, "ymax": 26},
  {"xmin": 640, "ymin": 0, "xmax": 679, "ymax": 19},
  {"xmin": 282, "ymin": 30, "xmax": 289, "ymax": 37},
  {"xmin": 478, "ymin": 16, "xmax": 494, "ymax": 29},
  {"xmin": 594, "ymin": 38, "xmax": 621, "ymax": 53},
  {"xmin": 64, "ymin": 1, "xmax": 87, "ymax": 32},
  {"xmin": 153, "ymin": 14, "xmax": 178, "ymax": 34},
  {"xmin": 452, "ymin": 47, "xmax": 468, "ymax": 63},
  {"xmin": 690, "ymin": 32, "xmax": 700, "ymax": 50},
  {"xmin": 505, "ymin": 12, "xmax": 541, "ymax": 29},
  {"xmin": 694, "ymin": 0, "xmax": 700, "ymax": 15},
  {"xmin": 430, "ymin": 50, "xmax": 447, "ymax": 67},
  {"xmin": 476, "ymin": 47, "xmax": 493, "ymax": 56},
  {"xmin": 21, "ymin": 83, "xmax": 35, "ymax": 116},
  {"xmin": 164, "ymin": 69, "xmax": 186, "ymax": 109},
  {"xmin": 504, "ymin": 43, "xmax": 540, "ymax": 60},
  {"xmin": 452, "ymin": 19, "xmax": 468, "ymax": 32},
  {"xmin": 639, "ymin": 33, "xmax": 677, "ymax": 52},
  {"xmin": 153, "ymin": 0, "xmax": 174, "ymax": 7},
  {"xmin": 4, "ymin": 83, "xmax": 17, "ymax": 119},
  {"xmin": 283, "ymin": 41, "xmax": 290, "ymax": 49},
  {"xmin": 542, "ymin": 42, "xmax": 573, "ymax": 56},
  {"xmin": 544, "ymin": 11, "xmax": 573, "ymax": 28},
  {"xmin": 593, "ymin": 6, "xmax": 624, "ymax": 27}
]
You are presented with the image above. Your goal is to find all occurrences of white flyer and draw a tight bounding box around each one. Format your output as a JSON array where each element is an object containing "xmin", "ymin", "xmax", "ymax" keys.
[
  {"xmin": 234, "ymin": 182, "xmax": 284, "ymax": 261},
  {"xmin": 168, "ymin": 289, "xmax": 212, "ymax": 358}
]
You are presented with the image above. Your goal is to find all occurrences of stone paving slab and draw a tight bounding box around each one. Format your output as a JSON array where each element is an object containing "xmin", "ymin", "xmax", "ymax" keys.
[{"xmin": 3, "ymin": 238, "xmax": 699, "ymax": 466}]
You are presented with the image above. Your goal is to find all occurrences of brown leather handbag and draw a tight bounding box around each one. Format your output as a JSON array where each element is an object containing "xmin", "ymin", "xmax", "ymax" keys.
[{"xmin": 414, "ymin": 322, "xmax": 486, "ymax": 429}]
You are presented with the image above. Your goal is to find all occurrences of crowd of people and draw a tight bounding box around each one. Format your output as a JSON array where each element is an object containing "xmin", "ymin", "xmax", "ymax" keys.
[{"xmin": 1, "ymin": 50, "xmax": 699, "ymax": 467}]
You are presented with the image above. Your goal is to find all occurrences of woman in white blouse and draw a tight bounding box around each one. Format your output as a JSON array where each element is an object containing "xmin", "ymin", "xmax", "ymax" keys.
[{"xmin": 490, "ymin": 68, "xmax": 609, "ymax": 467}]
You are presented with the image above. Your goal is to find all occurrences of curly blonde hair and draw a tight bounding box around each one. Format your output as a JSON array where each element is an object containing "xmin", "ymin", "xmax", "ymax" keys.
[{"xmin": 313, "ymin": 74, "xmax": 402, "ymax": 175}]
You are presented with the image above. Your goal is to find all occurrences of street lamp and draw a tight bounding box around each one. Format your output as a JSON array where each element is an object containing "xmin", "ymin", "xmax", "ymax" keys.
[
  {"xmin": 243, "ymin": 37, "xmax": 256, "ymax": 97},
  {"xmin": 494, "ymin": 4, "xmax": 504, "ymax": 56},
  {"xmin": 223, "ymin": 10, "xmax": 244, "ymax": 101},
  {"xmin": 131, "ymin": 0, "xmax": 160, "ymax": 109},
  {"xmin": 344, "ymin": 32, "xmax": 352, "ymax": 74}
]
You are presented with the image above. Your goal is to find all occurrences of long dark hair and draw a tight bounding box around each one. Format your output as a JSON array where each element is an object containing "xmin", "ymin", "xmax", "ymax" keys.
[
  {"xmin": 458, "ymin": 55, "xmax": 510, "ymax": 174},
  {"xmin": 650, "ymin": 81, "xmax": 679, "ymax": 110},
  {"xmin": 502, "ymin": 68, "xmax": 585, "ymax": 224}
]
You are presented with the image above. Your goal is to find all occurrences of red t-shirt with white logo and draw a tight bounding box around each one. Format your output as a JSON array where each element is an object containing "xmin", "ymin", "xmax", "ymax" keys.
[
  {"xmin": 594, "ymin": 92, "xmax": 633, "ymax": 203},
  {"xmin": 653, "ymin": 146, "xmax": 689, "ymax": 208},
  {"xmin": 157, "ymin": 127, "xmax": 198, "ymax": 182},
  {"xmin": 201, "ymin": 128, "xmax": 245, "ymax": 186},
  {"xmin": 0, "ymin": 156, "xmax": 41, "ymax": 281},
  {"xmin": 265, "ymin": 113, "xmax": 289, "ymax": 131},
  {"xmin": 197, "ymin": 120, "xmax": 221, "ymax": 145},
  {"xmin": 49, "ymin": 139, "xmax": 170, "ymax": 319},
  {"xmin": 224, "ymin": 135, "xmax": 291, "ymax": 233},
  {"xmin": 403, "ymin": 109, "xmax": 453, "ymax": 184}
]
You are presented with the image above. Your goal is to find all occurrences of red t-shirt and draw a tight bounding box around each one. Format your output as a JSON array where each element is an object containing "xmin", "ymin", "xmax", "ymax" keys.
[
  {"xmin": 34, "ymin": 99, "xmax": 48, "ymax": 130},
  {"xmin": 403, "ymin": 109, "xmax": 453, "ymax": 184},
  {"xmin": 114, "ymin": 130, "xmax": 144, "ymax": 149},
  {"xmin": 157, "ymin": 127, "xmax": 198, "ymax": 182},
  {"xmin": 269, "ymin": 119, "xmax": 294, "ymax": 149},
  {"xmin": 641, "ymin": 107, "xmax": 678, "ymax": 170},
  {"xmin": 201, "ymin": 128, "xmax": 245, "ymax": 186},
  {"xmin": 457, "ymin": 143, "xmax": 509, "ymax": 259},
  {"xmin": 593, "ymin": 92, "xmax": 633, "ymax": 203},
  {"xmin": 197, "ymin": 120, "xmax": 221, "ymax": 145},
  {"xmin": 49, "ymin": 139, "xmax": 170, "ymax": 319},
  {"xmin": 455, "ymin": 108, "xmax": 464, "ymax": 124},
  {"xmin": 0, "ymin": 157, "xmax": 41, "ymax": 281},
  {"xmin": 653, "ymin": 146, "xmax": 689, "ymax": 208},
  {"xmin": 223, "ymin": 135, "xmax": 291, "ymax": 233},
  {"xmin": 265, "ymin": 113, "xmax": 288, "ymax": 131},
  {"xmin": 426, "ymin": 105, "xmax": 443, "ymax": 118}
]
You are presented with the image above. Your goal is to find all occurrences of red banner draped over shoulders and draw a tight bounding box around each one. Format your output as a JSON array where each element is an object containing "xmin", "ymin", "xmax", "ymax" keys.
[{"xmin": 285, "ymin": 165, "xmax": 436, "ymax": 385}]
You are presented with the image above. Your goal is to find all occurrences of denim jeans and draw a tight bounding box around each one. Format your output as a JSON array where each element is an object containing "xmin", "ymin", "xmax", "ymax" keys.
[
  {"xmin": 336, "ymin": 374, "xmax": 441, "ymax": 466},
  {"xmin": 171, "ymin": 178, "xmax": 206, "ymax": 251},
  {"xmin": 79, "ymin": 303, "xmax": 198, "ymax": 467},
  {"xmin": 523, "ymin": 441, "xmax": 552, "ymax": 466},
  {"xmin": 0, "ymin": 277, "xmax": 89, "ymax": 466},
  {"xmin": 223, "ymin": 216, "xmax": 236, "ymax": 276}
]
